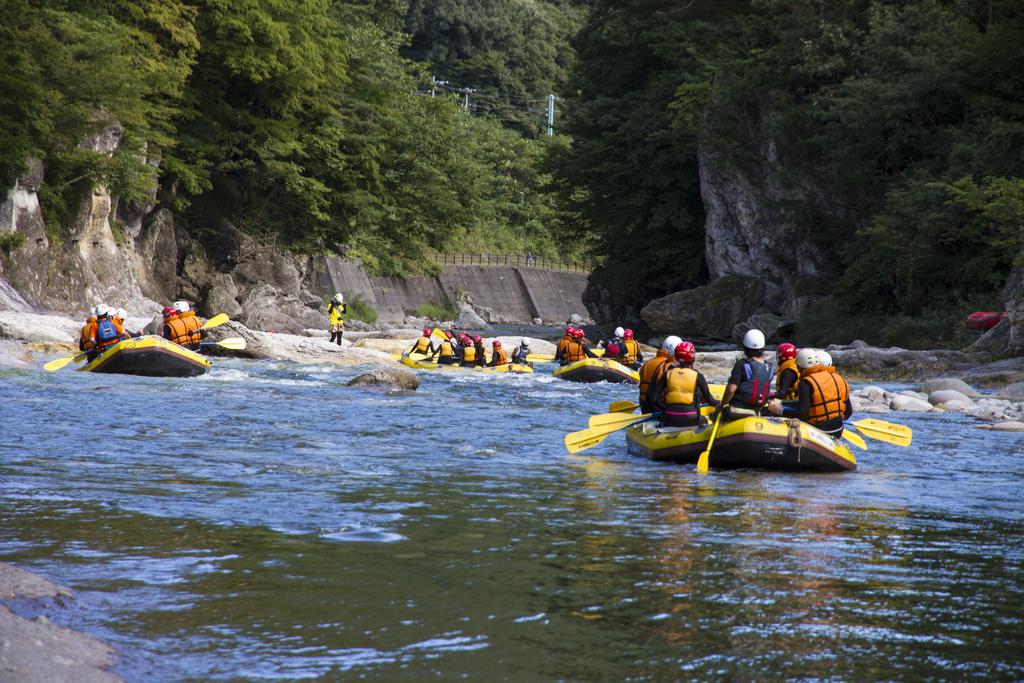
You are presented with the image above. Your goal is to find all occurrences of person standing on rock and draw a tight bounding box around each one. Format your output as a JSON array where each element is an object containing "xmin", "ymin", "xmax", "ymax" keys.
[
  {"xmin": 649, "ymin": 341, "xmax": 719, "ymax": 427},
  {"xmin": 718, "ymin": 329, "xmax": 773, "ymax": 418},
  {"xmin": 328, "ymin": 293, "xmax": 345, "ymax": 346},
  {"xmin": 639, "ymin": 335, "xmax": 680, "ymax": 413},
  {"xmin": 163, "ymin": 301, "xmax": 205, "ymax": 350},
  {"xmin": 770, "ymin": 348, "xmax": 853, "ymax": 438},
  {"xmin": 772, "ymin": 342, "xmax": 800, "ymax": 401}
]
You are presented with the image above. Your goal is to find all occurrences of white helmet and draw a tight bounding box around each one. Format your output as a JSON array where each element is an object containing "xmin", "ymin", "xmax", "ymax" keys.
[
  {"xmin": 819, "ymin": 350, "xmax": 833, "ymax": 367},
  {"xmin": 520, "ymin": 338, "xmax": 530, "ymax": 347},
  {"xmin": 333, "ymin": 292, "xmax": 344, "ymax": 304},
  {"xmin": 96, "ymin": 304, "xmax": 111, "ymax": 318},
  {"xmin": 742, "ymin": 328, "xmax": 766, "ymax": 350},
  {"xmin": 662, "ymin": 335, "xmax": 682, "ymax": 354},
  {"xmin": 614, "ymin": 326, "xmax": 625, "ymax": 338},
  {"xmin": 796, "ymin": 348, "xmax": 821, "ymax": 370},
  {"xmin": 116, "ymin": 308, "xmax": 127, "ymax": 320},
  {"xmin": 89, "ymin": 306, "xmax": 99, "ymax": 317},
  {"xmin": 173, "ymin": 300, "xmax": 190, "ymax": 313}
]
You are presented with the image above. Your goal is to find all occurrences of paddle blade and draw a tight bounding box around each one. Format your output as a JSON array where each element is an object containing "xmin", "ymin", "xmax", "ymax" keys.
[
  {"xmin": 526, "ymin": 354, "xmax": 554, "ymax": 363},
  {"xmin": 216, "ymin": 337, "xmax": 247, "ymax": 350},
  {"xmin": 589, "ymin": 411, "xmax": 653, "ymax": 429},
  {"xmin": 201, "ymin": 313, "xmax": 230, "ymax": 330},
  {"xmin": 608, "ymin": 400, "xmax": 639, "ymax": 413},
  {"xmin": 843, "ymin": 430, "xmax": 868, "ymax": 451},
  {"xmin": 852, "ymin": 418, "xmax": 912, "ymax": 447},
  {"xmin": 696, "ymin": 450, "xmax": 710, "ymax": 473},
  {"xmin": 564, "ymin": 427, "xmax": 616, "ymax": 454},
  {"xmin": 431, "ymin": 327, "xmax": 447, "ymax": 340},
  {"xmin": 43, "ymin": 354, "xmax": 78, "ymax": 372},
  {"xmin": 696, "ymin": 411, "xmax": 724, "ymax": 474}
]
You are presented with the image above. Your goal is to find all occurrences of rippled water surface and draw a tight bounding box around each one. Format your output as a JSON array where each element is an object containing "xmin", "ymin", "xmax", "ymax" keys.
[{"xmin": 2, "ymin": 359, "xmax": 1023, "ymax": 680}]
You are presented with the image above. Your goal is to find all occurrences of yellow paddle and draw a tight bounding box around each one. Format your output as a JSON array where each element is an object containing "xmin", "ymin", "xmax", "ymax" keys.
[
  {"xmin": 608, "ymin": 400, "xmax": 639, "ymax": 413},
  {"xmin": 564, "ymin": 414, "xmax": 658, "ymax": 454},
  {"xmin": 201, "ymin": 313, "xmax": 230, "ymax": 330},
  {"xmin": 431, "ymin": 327, "xmax": 447, "ymax": 340},
  {"xmin": 696, "ymin": 408, "xmax": 725, "ymax": 473},
  {"xmin": 589, "ymin": 411, "xmax": 655, "ymax": 429},
  {"xmin": 526, "ymin": 353, "xmax": 554, "ymax": 363},
  {"xmin": 842, "ymin": 429, "xmax": 868, "ymax": 451},
  {"xmin": 201, "ymin": 337, "xmax": 247, "ymax": 351},
  {"xmin": 43, "ymin": 350, "xmax": 91, "ymax": 372},
  {"xmin": 848, "ymin": 418, "xmax": 912, "ymax": 447}
]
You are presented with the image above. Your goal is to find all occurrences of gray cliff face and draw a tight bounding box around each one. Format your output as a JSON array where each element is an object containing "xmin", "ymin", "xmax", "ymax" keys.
[
  {"xmin": 698, "ymin": 123, "xmax": 830, "ymax": 320},
  {"xmin": 0, "ymin": 127, "xmax": 327, "ymax": 334},
  {"xmin": 1004, "ymin": 253, "xmax": 1024, "ymax": 354}
]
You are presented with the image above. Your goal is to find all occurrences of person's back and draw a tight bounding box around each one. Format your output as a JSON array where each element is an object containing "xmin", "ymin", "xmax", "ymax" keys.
[
  {"xmin": 435, "ymin": 336, "xmax": 457, "ymax": 364},
  {"xmin": 511, "ymin": 338, "xmax": 530, "ymax": 365},
  {"xmin": 164, "ymin": 301, "xmax": 205, "ymax": 350},
  {"xmin": 720, "ymin": 329, "xmax": 772, "ymax": 417},
  {"xmin": 794, "ymin": 349, "xmax": 852, "ymax": 437},
  {"xmin": 489, "ymin": 341, "xmax": 509, "ymax": 366},
  {"xmin": 773, "ymin": 342, "xmax": 800, "ymax": 400},
  {"xmin": 79, "ymin": 312, "xmax": 97, "ymax": 351},
  {"xmin": 460, "ymin": 339, "xmax": 477, "ymax": 365},
  {"xmin": 621, "ymin": 329, "xmax": 643, "ymax": 367},
  {"xmin": 409, "ymin": 329, "xmax": 433, "ymax": 356},
  {"xmin": 651, "ymin": 341, "xmax": 719, "ymax": 427}
]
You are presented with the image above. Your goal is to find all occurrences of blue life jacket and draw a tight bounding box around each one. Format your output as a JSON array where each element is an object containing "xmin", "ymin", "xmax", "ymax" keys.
[
  {"xmin": 735, "ymin": 358, "xmax": 773, "ymax": 407},
  {"xmin": 95, "ymin": 318, "xmax": 119, "ymax": 345}
]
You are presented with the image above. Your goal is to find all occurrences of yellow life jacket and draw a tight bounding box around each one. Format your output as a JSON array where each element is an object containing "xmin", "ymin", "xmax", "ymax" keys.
[
  {"xmin": 664, "ymin": 367, "xmax": 698, "ymax": 406},
  {"xmin": 461, "ymin": 346, "xmax": 477, "ymax": 363},
  {"xmin": 639, "ymin": 351, "xmax": 671, "ymax": 405},
  {"xmin": 438, "ymin": 340, "xmax": 454, "ymax": 358},
  {"xmin": 328, "ymin": 302, "xmax": 345, "ymax": 325},
  {"xmin": 801, "ymin": 366, "xmax": 850, "ymax": 424},
  {"xmin": 412, "ymin": 336, "xmax": 432, "ymax": 354},
  {"xmin": 623, "ymin": 338, "xmax": 641, "ymax": 360},
  {"xmin": 775, "ymin": 358, "xmax": 800, "ymax": 400}
]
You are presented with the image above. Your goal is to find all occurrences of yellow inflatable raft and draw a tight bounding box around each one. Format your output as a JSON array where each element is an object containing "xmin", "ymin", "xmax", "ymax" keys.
[
  {"xmin": 400, "ymin": 353, "xmax": 533, "ymax": 374},
  {"xmin": 553, "ymin": 357, "xmax": 640, "ymax": 384},
  {"xmin": 80, "ymin": 336, "xmax": 210, "ymax": 378},
  {"xmin": 626, "ymin": 416, "xmax": 856, "ymax": 472}
]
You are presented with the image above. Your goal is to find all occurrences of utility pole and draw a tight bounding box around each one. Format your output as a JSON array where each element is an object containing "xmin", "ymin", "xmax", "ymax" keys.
[
  {"xmin": 546, "ymin": 94, "xmax": 555, "ymax": 136},
  {"xmin": 431, "ymin": 75, "xmax": 436, "ymax": 98}
]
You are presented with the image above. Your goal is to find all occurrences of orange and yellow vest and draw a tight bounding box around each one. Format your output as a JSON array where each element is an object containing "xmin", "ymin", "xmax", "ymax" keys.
[
  {"xmin": 165, "ymin": 311, "xmax": 203, "ymax": 347},
  {"xmin": 412, "ymin": 336, "xmax": 432, "ymax": 354},
  {"xmin": 775, "ymin": 358, "xmax": 800, "ymax": 400},
  {"xmin": 639, "ymin": 351, "xmax": 671, "ymax": 406},
  {"xmin": 491, "ymin": 348, "xmax": 509, "ymax": 365},
  {"xmin": 801, "ymin": 365, "xmax": 850, "ymax": 425},
  {"xmin": 623, "ymin": 338, "xmax": 641, "ymax": 361},
  {"xmin": 461, "ymin": 345, "xmax": 477, "ymax": 363}
]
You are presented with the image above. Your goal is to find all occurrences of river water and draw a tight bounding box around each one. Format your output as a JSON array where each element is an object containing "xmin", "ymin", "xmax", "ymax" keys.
[{"xmin": 2, "ymin": 359, "xmax": 1023, "ymax": 680}]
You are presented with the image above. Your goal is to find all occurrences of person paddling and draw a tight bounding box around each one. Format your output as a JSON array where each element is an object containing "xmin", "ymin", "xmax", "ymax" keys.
[
  {"xmin": 328, "ymin": 293, "xmax": 345, "ymax": 346},
  {"xmin": 771, "ymin": 348, "xmax": 853, "ymax": 438},
  {"xmin": 79, "ymin": 306, "xmax": 99, "ymax": 352},
  {"xmin": 554, "ymin": 328, "xmax": 597, "ymax": 365},
  {"xmin": 719, "ymin": 329, "xmax": 772, "ymax": 418},
  {"xmin": 620, "ymin": 329, "xmax": 643, "ymax": 368},
  {"xmin": 163, "ymin": 300, "xmax": 205, "ymax": 351},
  {"xmin": 649, "ymin": 341, "xmax": 719, "ymax": 427},
  {"xmin": 408, "ymin": 328, "xmax": 435, "ymax": 357},
  {"xmin": 86, "ymin": 305, "xmax": 127, "ymax": 361},
  {"xmin": 488, "ymin": 340, "xmax": 510, "ymax": 367},
  {"xmin": 432, "ymin": 331, "xmax": 458, "ymax": 365},
  {"xmin": 638, "ymin": 335, "xmax": 680, "ymax": 413},
  {"xmin": 772, "ymin": 342, "xmax": 799, "ymax": 400},
  {"xmin": 511, "ymin": 338, "xmax": 531, "ymax": 365}
]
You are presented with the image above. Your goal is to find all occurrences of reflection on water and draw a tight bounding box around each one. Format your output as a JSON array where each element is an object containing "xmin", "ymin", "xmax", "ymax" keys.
[{"xmin": 1, "ymin": 360, "xmax": 1023, "ymax": 680}]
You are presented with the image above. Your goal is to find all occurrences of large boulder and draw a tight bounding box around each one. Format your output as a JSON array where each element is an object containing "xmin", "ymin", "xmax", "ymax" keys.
[
  {"xmin": 208, "ymin": 321, "xmax": 393, "ymax": 365},
  {"xmin": 927, "ymin": 389, "xmax": 975, "ymax": 406},
  {"xmin": 732, "ymin": 312, "xmax": 794, "ymax": 344},
  {"xmin": 203, "ymin": 274, "xmax": 243, "ymax": 319},
  {"xmin": 889, "ymin": 394, "xmax": 934, "ymax": 412},
  {"xmin": 0, "ymin": 311, "xmax": 80, "ymax": 343},
  {"xmin": 237, "ymin": 284, "xmax": 323, "ymax": 334},
  {"xmin": 640, "ymin": 275, "xmax": 765, "ymax": 339},
  {"xmin": 1004, "ymin": 252, "xmax": 1024, "ymax": 354},
  {"xmin": 828, "ymin": 345, "xmax": 969, "ymax": 381},
  {"xmin": 347, "ymin": 367, "xmax": 420, "ymax": 390},
  {"xmin": 994, "ymin": 381, "xmax": 1024, "ymax": 401},
  {"xmin": 919, "ymin": 377, "xmax": 982, "ymax": 397},
  {"xmin": 961, "ymin": 357, "xmax": 1024, "ymax": 387},
  {"xmin": 454, "ymin": 305, "xmax": 490, "ymax": 330}
]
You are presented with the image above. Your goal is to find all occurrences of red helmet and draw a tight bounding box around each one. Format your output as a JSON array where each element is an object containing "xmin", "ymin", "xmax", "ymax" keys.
[
  {"xmin": 675, "ymin": 340, "xmax": 696, "ymax": 363},
  {"xmin": 777, "ymin": 342, "xmax": 797, "ymax": 362},
  {"xmin": 473, "ymin": 335, "xmax": 482, "ymax": 344},
  {"xmin": 162, "ymin": 306, "xmax": 176, "ymax": 317},
  {"xmin": 460, "ymin": 334, "xmax": 471, "ymax": 344},
  {"xmin": 492, "ymin": 340, "xmax": 501, "ymax": 348},
  {"xmin": 445, "ymin": 331, "xmax": 454, "ymax": 340},
  {"xmin": 565, "ymin": 326, "xmax": 575, "ymax": 336},
  {"xmin": 423, "ymin": 328, "xmax": 431, "ymax": 337},
  {"xmin": 623, "ymin": 328, "xmax": 634, "ymax": 340},
  {"xmin": 572, "ymin": 328, "xmax": 585, "ymax": 339},
  {"xmin": 606, "ymin": 342, "xmax": 620, "ymax": 356}
]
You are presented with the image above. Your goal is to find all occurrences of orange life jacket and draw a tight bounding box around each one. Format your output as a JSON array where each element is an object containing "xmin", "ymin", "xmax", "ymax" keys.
[
  {"xmin": 664, "ymin": 367, "xmax": 698, "ymax": 406},
  {"xmin": 639, "ymin": 351, "xmax": 671, "ymax": 406},
  {"xmin": 775, "ymin": 358, "xmax": 800, "ymax": 400},
  {"xmin": 556, "ymin": 335, "xmax": 572, "ymax": 356},
  {"xmin": 801, "ymin": 365, "xmax": 850, "ymax": 425},
  {"xmin": 491, "ymin": 348, "xmax": 509, "ymax": 365},
  {"xmin": 89, "ymin": 318, "xmax": 124, "ymax": 350},
  {"xmin": 165, "ymin": 311, "xmax": 203, "ymax": 347},
  {"xmin": 623, "ymin": 338, "xmax": 641, "ymax": 361},
  {"xmin": 562, "ymin": 339, "xmax": 587, "ymax": 363},
  {"xmin": 79, "ymin": 316, "xmax": 97, "ymax": 350}
]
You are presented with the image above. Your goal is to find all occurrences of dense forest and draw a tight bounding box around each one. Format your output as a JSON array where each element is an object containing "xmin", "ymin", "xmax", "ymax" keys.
[{"xmin": 1, "ymin": 0, "xmax": 1022, "ymax": 345}]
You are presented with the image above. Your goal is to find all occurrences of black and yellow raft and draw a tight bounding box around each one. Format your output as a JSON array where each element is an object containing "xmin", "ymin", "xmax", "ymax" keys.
[
  {"xmin": 400, "ymin": 352, "xmax": 533, "ymax": 374},
  {"xmin": 626, "ymin": 416, "xmax": 856, "ymax": 472},
  {"xmin": 80, "ymin": 336, "xmax": 210, "ymax": 378},
  {"xmin": 553, "ymin": 358, "xmax": 640, "ymax": 384}
]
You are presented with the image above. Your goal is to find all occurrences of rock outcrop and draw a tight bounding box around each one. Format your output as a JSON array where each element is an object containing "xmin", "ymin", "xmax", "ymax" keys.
[
  {"xmin": 346, "ymin": 367, "xmax": 420, "ymax": 390},
  {"xmin": 1004, "ymin": 253, "xmax": 1024, "ymax": 354},
  {"xmin": 640, "ymin": 276, "xmax": 765, "ymax": 339},
  {"xmin": 206, "ymin": 321, "xmax": 393, "ymax": 366}
]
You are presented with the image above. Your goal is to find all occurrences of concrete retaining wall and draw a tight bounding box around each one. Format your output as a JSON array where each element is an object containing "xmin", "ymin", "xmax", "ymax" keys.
[{"xmin": 314, "ymin": 257, "xmax": 589, "ymax": 324}]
